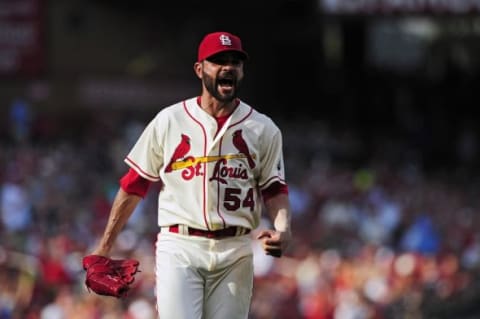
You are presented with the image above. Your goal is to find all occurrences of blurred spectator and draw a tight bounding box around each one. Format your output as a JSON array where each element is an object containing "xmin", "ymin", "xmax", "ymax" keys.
[
  {"xmin": 0, "ymin": 181, "xmax": 32, "ymax": 234},
  {"xmin": 400, "ymin": 215, "xmax": 441, "ymax": 255},
  {"xmin": 8, "ymin": 98, "xmax": 33, "ymax": 144}
]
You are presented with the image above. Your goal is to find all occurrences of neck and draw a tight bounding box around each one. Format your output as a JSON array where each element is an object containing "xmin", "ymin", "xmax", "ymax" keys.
[{"xmin": 198, "ymin": 94, "xmax": 238, "ymax": 118}]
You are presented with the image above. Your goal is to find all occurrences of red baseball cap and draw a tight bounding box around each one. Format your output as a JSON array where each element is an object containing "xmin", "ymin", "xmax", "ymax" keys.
[{"xmin": 197, "ymin": 31, "xmax": 248, "ymax": 62}]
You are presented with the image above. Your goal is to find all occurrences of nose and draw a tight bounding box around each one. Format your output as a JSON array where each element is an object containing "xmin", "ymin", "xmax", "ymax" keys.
[{"xmin": 221, "ymin": 62, "xmax": 237, "ymax": 70}]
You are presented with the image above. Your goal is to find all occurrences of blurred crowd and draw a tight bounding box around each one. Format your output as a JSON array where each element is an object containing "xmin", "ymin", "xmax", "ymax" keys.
[{"xmin": 2, "ymin": 105, "xmax": 480, "ymax": 319}]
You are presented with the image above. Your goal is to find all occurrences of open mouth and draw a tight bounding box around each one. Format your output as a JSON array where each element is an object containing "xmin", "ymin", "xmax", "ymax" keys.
[{"xmin": 218, "ymin": 76, "xmax": 235, "ymax": 88}]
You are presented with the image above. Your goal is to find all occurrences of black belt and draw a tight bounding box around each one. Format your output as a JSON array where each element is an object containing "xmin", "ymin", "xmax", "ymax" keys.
[{"xmin": 163, "ymin": 224, "xmax": 250, "ymax": 239}]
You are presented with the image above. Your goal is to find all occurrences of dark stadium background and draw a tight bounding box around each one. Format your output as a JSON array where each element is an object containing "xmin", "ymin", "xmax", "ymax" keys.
[{"xmin": 1, "ymin": 0, "xmax": 480, "ymax": 318}]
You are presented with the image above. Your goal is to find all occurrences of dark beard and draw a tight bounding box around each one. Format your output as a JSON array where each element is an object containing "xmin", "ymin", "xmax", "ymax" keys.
[{"xmin": 202, "ymin": 71, "xmax": 240, "ymax": 103}]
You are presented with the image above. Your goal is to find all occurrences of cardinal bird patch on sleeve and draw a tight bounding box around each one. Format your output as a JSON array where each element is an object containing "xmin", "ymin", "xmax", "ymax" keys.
[{"xmin": 165, "ymin": 134, "xmax": 191, "ymax": 172}]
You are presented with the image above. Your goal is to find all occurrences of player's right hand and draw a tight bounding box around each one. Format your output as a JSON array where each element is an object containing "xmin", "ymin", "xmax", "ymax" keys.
[{"xmin": 256, "ymin": 229, "xmax": 291, "ymax": 258}]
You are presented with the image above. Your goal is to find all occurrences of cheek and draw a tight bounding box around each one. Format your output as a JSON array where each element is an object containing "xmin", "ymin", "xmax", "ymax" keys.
[
  {"xmin": 237, "ymin": 66, "xmax": 244, "ymax": 77},
  {"xmin": 237, "ymin": 71, "xmax": 244, "ymax": 82},
  {"xmin": 201, "ymin": 67, "xmax": 216, "ymax": 80}
]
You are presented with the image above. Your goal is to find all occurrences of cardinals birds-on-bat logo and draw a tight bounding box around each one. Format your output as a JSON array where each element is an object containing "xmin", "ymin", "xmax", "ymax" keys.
[
  {"xmin": 232, "ymin": 129, "xmax": 256, "ymax": 169},
  {"xmin": 165, "ymin": 134, "xmax": 191, "ymax": 172}
]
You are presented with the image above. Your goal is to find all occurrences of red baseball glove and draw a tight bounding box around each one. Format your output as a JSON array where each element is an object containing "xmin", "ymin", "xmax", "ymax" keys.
[{"xmin": 82, "ymin": 255, "xmax": 140, "ymax": 298}]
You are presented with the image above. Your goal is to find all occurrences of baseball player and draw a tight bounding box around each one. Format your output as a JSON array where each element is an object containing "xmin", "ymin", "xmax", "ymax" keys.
[{"xmin": 90, "ymin": 31, "xmax": 292, "ymax": 319}]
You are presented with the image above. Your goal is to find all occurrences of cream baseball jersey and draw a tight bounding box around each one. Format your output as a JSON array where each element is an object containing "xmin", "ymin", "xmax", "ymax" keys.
[{"xmin": 125, "ymin": 97, "xmax": 286, "ymax": 231}]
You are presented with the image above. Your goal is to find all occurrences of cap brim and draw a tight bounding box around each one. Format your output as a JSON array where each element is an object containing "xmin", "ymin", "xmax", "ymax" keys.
[{"xmin": 202, "ymin": 49, "xmax": 249, "ymax": 62}]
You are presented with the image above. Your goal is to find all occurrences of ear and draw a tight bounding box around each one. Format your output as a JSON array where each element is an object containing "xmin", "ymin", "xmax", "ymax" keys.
[{"xmin": 193, "ymin": 62, "xmax": 203, "ymax": 78}]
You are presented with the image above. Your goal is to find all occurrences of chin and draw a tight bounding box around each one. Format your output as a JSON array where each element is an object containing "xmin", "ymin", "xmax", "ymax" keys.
[
  {"xmin": 221, "ymin": 96, "xmax": 236, "ymax": 103},
  {"xmin": 215, "ymin": 92, "xmax": 236, "ymax": 103}
]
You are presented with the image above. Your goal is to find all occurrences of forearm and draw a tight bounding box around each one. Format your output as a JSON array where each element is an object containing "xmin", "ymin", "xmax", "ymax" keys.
[
  {"xmin": 92, "ymin": 188, "xmax": 142, "ymax": 256},
  {"xmin": 258, "ymin": 193, "xmax": 292, "ymax": 257},
  {"xmin": 264, "ymin": 193, "xmax": 291, "ymax": 233}
]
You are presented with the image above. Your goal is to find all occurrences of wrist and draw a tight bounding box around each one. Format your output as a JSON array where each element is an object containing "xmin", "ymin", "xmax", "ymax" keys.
[{"xmin": 91, "ymin": 246, "xmax": 110, "ymax": 256}]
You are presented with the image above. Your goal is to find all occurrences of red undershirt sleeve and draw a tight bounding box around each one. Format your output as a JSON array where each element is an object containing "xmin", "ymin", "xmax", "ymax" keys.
[
  {"xmin": 261, "ymin": 181, "xmax": 289, "ymax": 203},
  {"xmin": 120, "ymin": 168, "xmax": 152, "ymax": 198}
]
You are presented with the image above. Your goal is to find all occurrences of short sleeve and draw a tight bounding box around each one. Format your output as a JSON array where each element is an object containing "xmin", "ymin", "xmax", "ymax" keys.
[
  {"xmin": 258, "ymin": 129, "xmax": 287, "ymax": 190},
  {"xmin": 124, "ymin": 115, "xmax": 163, "ymax": 182}
]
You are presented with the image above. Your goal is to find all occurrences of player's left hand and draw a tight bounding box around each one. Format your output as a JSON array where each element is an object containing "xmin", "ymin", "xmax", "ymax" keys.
[
  {"xmin": 256, "ymin": 229, "xmax": 291, "ymax": 258},
  {"xmin": 82, "ymin": 255, "xmax": 140, "ymax": 298}
]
